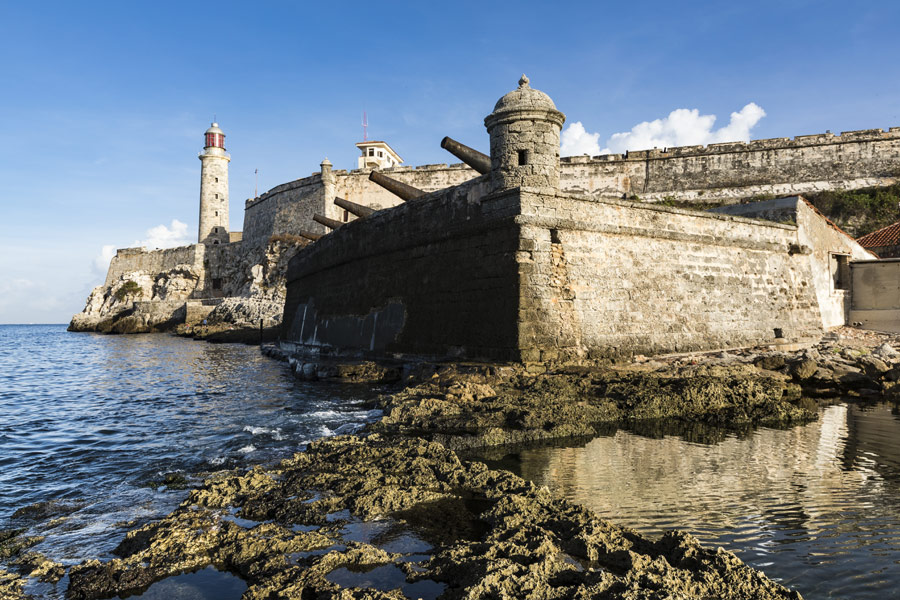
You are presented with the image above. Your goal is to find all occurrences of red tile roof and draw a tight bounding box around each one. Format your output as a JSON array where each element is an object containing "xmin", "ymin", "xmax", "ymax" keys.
[{"xmin": 857, "ymin": 221, "xmax": 900, "ymax": 248}]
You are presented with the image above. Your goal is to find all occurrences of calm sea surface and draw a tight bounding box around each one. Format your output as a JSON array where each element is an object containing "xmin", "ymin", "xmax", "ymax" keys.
[
  {"xmin": 478, "ymin": 403, "xmax": 900, "ymax": 599},
  {"xmin": 3, "ymin": 325, "xmax": 900, "ymax": 599},
  {"xmin": 0, "ymin": 325, "xmax": 380, "ymax": 577}
]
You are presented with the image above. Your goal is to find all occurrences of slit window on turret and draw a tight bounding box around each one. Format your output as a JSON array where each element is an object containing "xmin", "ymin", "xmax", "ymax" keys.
[{"xmin": 518, "ymin": 149, "xmax": 529, "ymax": 166}]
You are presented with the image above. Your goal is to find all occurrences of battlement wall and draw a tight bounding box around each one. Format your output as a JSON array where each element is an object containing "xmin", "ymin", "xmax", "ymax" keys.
[
  {"xmin": 105, "ymin": 244, "xmax": 205, "ymax": 286},
  {"xmin": 328, "ymin": 163, "xmax": 477, "ymax": 221},
  {"xmin": 242, "ymin": 175, "xmax": 325, "ymax": 250},
  {"xmin": 281, "ymin": 174, "xmax": 522, "ymax": 361},
  {"xmin": 241, "ymin": 163, "xmax": 481, "ymax": 246},
  {"xmin": 559, "ymin": 127, "xmax": 900, "ymax": 202}
]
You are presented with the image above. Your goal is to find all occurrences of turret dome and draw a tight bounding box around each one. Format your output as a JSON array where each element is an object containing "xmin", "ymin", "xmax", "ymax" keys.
[
  {"xmin": 205, "ymin": 122, "xmax": 224, "ymax": 135},
  {"xmin": 490, "ymin": 75, "xmax": 559, "ymax": 115}
]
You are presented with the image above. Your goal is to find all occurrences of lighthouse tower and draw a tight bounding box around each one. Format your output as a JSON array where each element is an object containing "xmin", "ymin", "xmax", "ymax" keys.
[{"xmin": 198, "ymin": 122, "xmax": 230, "ymax": 244}]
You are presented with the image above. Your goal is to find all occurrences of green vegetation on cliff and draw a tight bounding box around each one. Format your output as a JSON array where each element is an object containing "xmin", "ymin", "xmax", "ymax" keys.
[
  {"xmin": 652, "ymin": 184, "xmax": 900, "ymax": 240},
  {"xmin": 114, "ymin": 280, "xmax": 142, "ymax": 301},
  {"xmin": 805, "ymin": 183, "xmax": 900, "ymax": 238}
]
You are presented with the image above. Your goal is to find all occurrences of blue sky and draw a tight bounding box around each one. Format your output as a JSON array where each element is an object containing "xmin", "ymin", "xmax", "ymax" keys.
[{"xmin": 1, "ymin": 1, "xmax": 899, "ymax": 323}]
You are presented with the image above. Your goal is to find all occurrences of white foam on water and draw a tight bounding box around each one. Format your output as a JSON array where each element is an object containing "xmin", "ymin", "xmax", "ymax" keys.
[
  {"xmin": 209, "ymin": 456, "xmax": 226, "ymax": 466},
  {"xmin": 333, "ymin": 423, "xmax": 363, "ymax": 435},
  {"xmin": 238, "ymin": 445, "xmax": 256, "ymax": 454},
  {"xmin": 308, "ymin": 410, "xmax": 341, "ymax": 419},
  {"xmin": 243, "ymin": 425, "xmax": 285, "ymax": 440}
]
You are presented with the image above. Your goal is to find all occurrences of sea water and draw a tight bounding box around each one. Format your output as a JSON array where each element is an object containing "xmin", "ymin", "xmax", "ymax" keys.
[
  {"xmin": 0, "ymin": 324, "xmax": 381, "ymax": 569},
  {"xmin": 480, "ymin": 402, "xmax": 900, "ymax": 599}
]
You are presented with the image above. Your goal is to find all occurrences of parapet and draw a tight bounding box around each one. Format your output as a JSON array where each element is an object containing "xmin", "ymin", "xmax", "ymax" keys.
[{"xmin": 559, "ymin": 127, "xmax": 900, "ymax": 165}]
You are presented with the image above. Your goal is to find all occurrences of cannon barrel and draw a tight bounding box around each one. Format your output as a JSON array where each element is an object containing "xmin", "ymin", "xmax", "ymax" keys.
[
  {"xmin": 313, "ymin": 214, "xmax": 345, "ymax": 230},
  {"xmin": 299, "ymin": 229, "xmax": 322, "ymax": 241},
  {"xmin": 334, "ymin": 196, "xmax": 375, "ymax": 218},
  {"xmin": 440, "ymin": 136, "xmax": 491, "ymax": 174},
  {"xmin": 368, "ymin": 171, "xmax": 425, "ymax": 201}
]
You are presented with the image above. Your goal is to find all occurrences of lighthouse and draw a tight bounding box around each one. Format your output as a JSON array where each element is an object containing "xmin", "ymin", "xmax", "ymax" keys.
[{"xmin": 198, "ymin": 122, "xmax": 230, "ymax": 244}]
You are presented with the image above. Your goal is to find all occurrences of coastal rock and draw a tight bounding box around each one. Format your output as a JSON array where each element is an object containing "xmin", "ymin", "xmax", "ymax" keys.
[
  {"xmin": 66, "ymin": 435, "xmax": 802, "ymax": 600},
  {"xmin": 874, "ymin": 342, "xmax": 899, "ymax": 360},
  {"xmin": 789, "ymin": 359, "xmax": 818, "ymax": 380},
  {"xmin": 375, "ymin": 366, "xmax": 814, "ymax": 450},
  {"xmin": 11, "ymin": 551, "xmax": 65, "ymax": 583},
  {"xmin": 0, "ymin": 568, "xmax": 28, "ymax": 600},
  {"xmin": 754, "ymin": 354, "xmax": 786, "ymax": 371},
  {"xmin": 205, "ymin": 297, "xmax": 283, "ymax": 329}
]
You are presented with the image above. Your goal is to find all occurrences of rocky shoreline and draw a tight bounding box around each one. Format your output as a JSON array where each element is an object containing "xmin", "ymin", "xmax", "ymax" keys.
[{"xmin": 3, "ymin": 328, "xmax": 899, "ymax": 599}]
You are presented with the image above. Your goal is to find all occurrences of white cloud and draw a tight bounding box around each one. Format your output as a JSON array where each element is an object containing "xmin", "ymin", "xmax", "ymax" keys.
[
  {"xmin": 90, "ymin": 220, "xmax": 192, "ymax": 278},
  {"xmin": 93, "ymin": 244, "xmax": 117, "ymax": 274},
  {"xmin": 560, "ymin": 121, "xmax": 602, "ymax": 156},
  {"xmin": 561, "ymin": 103, "xmax": 767, "ymax": 156},
  {"xmin": 133, "ymin": 219, "xmax": 192, "ymax": 249}
]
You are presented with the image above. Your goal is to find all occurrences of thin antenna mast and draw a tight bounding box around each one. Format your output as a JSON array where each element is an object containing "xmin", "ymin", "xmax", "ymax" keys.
[
  {"xmin": 362, "ymin": 111, "xmax": 368, "ymax": 141},
  {"xmin": 254, "ymin": 168, "xmax": 258, "ymax": 198}
]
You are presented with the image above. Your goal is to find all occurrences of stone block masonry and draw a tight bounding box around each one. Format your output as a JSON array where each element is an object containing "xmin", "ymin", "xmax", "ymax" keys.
[
  {"xmin": 281, "ymin": 182, "xmax": 832, "ymax": 362},
  {"xmin": 560, "ymin": 128, "xmax": 900, "ymax": 203},
  {"xmin": 515, "ymin": 191, "xmax": 824, "ymax": 361},
  {"xmin": 282, "ymin": 175, "xmax": 526, "ymax": 361}
]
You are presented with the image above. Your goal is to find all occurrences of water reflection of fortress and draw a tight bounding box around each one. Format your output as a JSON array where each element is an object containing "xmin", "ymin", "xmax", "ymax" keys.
[{"xmin": 517, "ymin": 404, "xmax": 900, "ymax": 541}]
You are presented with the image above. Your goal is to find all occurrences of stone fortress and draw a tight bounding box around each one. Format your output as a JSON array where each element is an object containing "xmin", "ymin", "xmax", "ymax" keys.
[{"xmin": 72, "ymin": 76, "xmax": 900, "ymax": 358}]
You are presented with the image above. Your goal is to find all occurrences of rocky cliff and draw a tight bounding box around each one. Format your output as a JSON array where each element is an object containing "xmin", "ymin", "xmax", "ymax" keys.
[{"xmin": 69, "ymin": 238, "xmax": 305, "ymax": 335}]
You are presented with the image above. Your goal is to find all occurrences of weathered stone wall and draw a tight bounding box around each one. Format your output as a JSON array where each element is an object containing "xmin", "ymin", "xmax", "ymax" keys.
[
  {"xmin": 330, "ymin": 163, "xmax": 475, "ymax": 220},
  {"xmin": 514, "ymin": 190, "xmax": 825, "ymax": 360},
  {"xmin": 559, "ymin": 128, "xmax": 900, "ymax": 203},
  {"xmin": 708, "ymin": 197, "xmax": 875, "ymax": 329},
  {"xmin": 241, "ymin": 163, "xmax": 480, "ymax": 244},
  {"xmin": 281, "ymin": 183, "xmax": 838, "ymax": 362},
  {"xmin": 104, "ymin": 245, "xmax": 205, "ymax": 287},
  {"xmin": 281, "ymin": 175, "xmax": 524, "ymax": 361},
  {"xmin": 242, "ymin": 175, "xmax": 325, "ymax": 249}
]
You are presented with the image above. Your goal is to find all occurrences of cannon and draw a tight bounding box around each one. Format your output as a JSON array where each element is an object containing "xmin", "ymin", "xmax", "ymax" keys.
[
  {"xmin": 440, "ymin": 136, "xmax": 491, "ymax": 174},
  {"xmin": 368, "ymin": 170, "xmax": 425, "ymax": 201},
  {"xmin": 313, "ymin": 214, "xmax": 345, "ymax": 230},
  {"xmin": 334, "ymin": 196, "xmax": 375, "ymax": 218},
  {"xmin": 298, "ymin": 229, "xmax": 322, "ymax": 241}
]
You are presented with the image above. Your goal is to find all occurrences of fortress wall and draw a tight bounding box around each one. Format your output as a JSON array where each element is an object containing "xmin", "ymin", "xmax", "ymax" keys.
[
  {"xmin": 709, "ymin": 197, "xmax": 876, "ymax": 329},
  {"xmin": 516, "ymin": 191, "xmax": 824, "ymax": 360},
  {"xmin": 104, "ymin": 245, "xmax": 205, "ymax": 286},
  {"xmin": 242, "ymin": 175, "xmax": 325, "ymax": 248},
  {"xmin": 559, "ymin": 128, "xmax": 900, "ymax": 203},
  {"xmin": 282, "ymin": 175, "xmax": 524, "ymax": 361},
  {"xmin": 794, "ymin": 200, "xmax": 874, "ymax": 328},
  {"xmin": 330, "ymin": 164, "xmax": 478, "ymax": 221}
]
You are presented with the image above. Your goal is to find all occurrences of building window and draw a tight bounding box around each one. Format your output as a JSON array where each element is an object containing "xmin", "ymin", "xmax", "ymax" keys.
[
  {"xmin": 377, "ymin": 151, "xmax": 383, "ymax": 157},
  {"xmin": 215, "ymin": 177, "xmax": 218, "ymax": 182},
  {"xmin": 215, "ymin": 211, "xmax": 218, "ymax": 216},
  {"xmin": 215, "ymin": 193, "xmax": 218, "ymax": 199},
  {"xmin": 212, "ymin": 278, "xmax": 222, "ymax": 290},
  {"xmin": 213, "ymin": 240, "xmax": 219, "ymax": 245},
  {"xmin": 517, "ymin": 149, "xmax": 529, "ymax": 166},
  {"xmin": 832, "ymin": 254, "xmax": 850, "ymax": 290},
  {"xmin": 368, "ymin": 148, "xmax": 375, "ymax": 156}
]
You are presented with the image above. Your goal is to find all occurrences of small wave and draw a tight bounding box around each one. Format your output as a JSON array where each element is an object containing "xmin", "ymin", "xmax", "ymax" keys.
[
  {"xmin": 333, "ymin": 423, "xmax": 363, "ymax": 435},
  {"xmin": 243, "ymin": 425, "xmax": 285, "ymax": 440},
  {"xmin": 238, "ymin": 445, "xmax": 256, "ymax": 454},
  {"xmin": 209, "ymin": 456, "xmax": 226, "ymax": 466},
  {"xmin": 319, "ymin": 425, "xmax": 334, "ymax": 437},
  {"xmin": 308, "ymin": 410, "xmax": 341, "ymax": 419}
]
